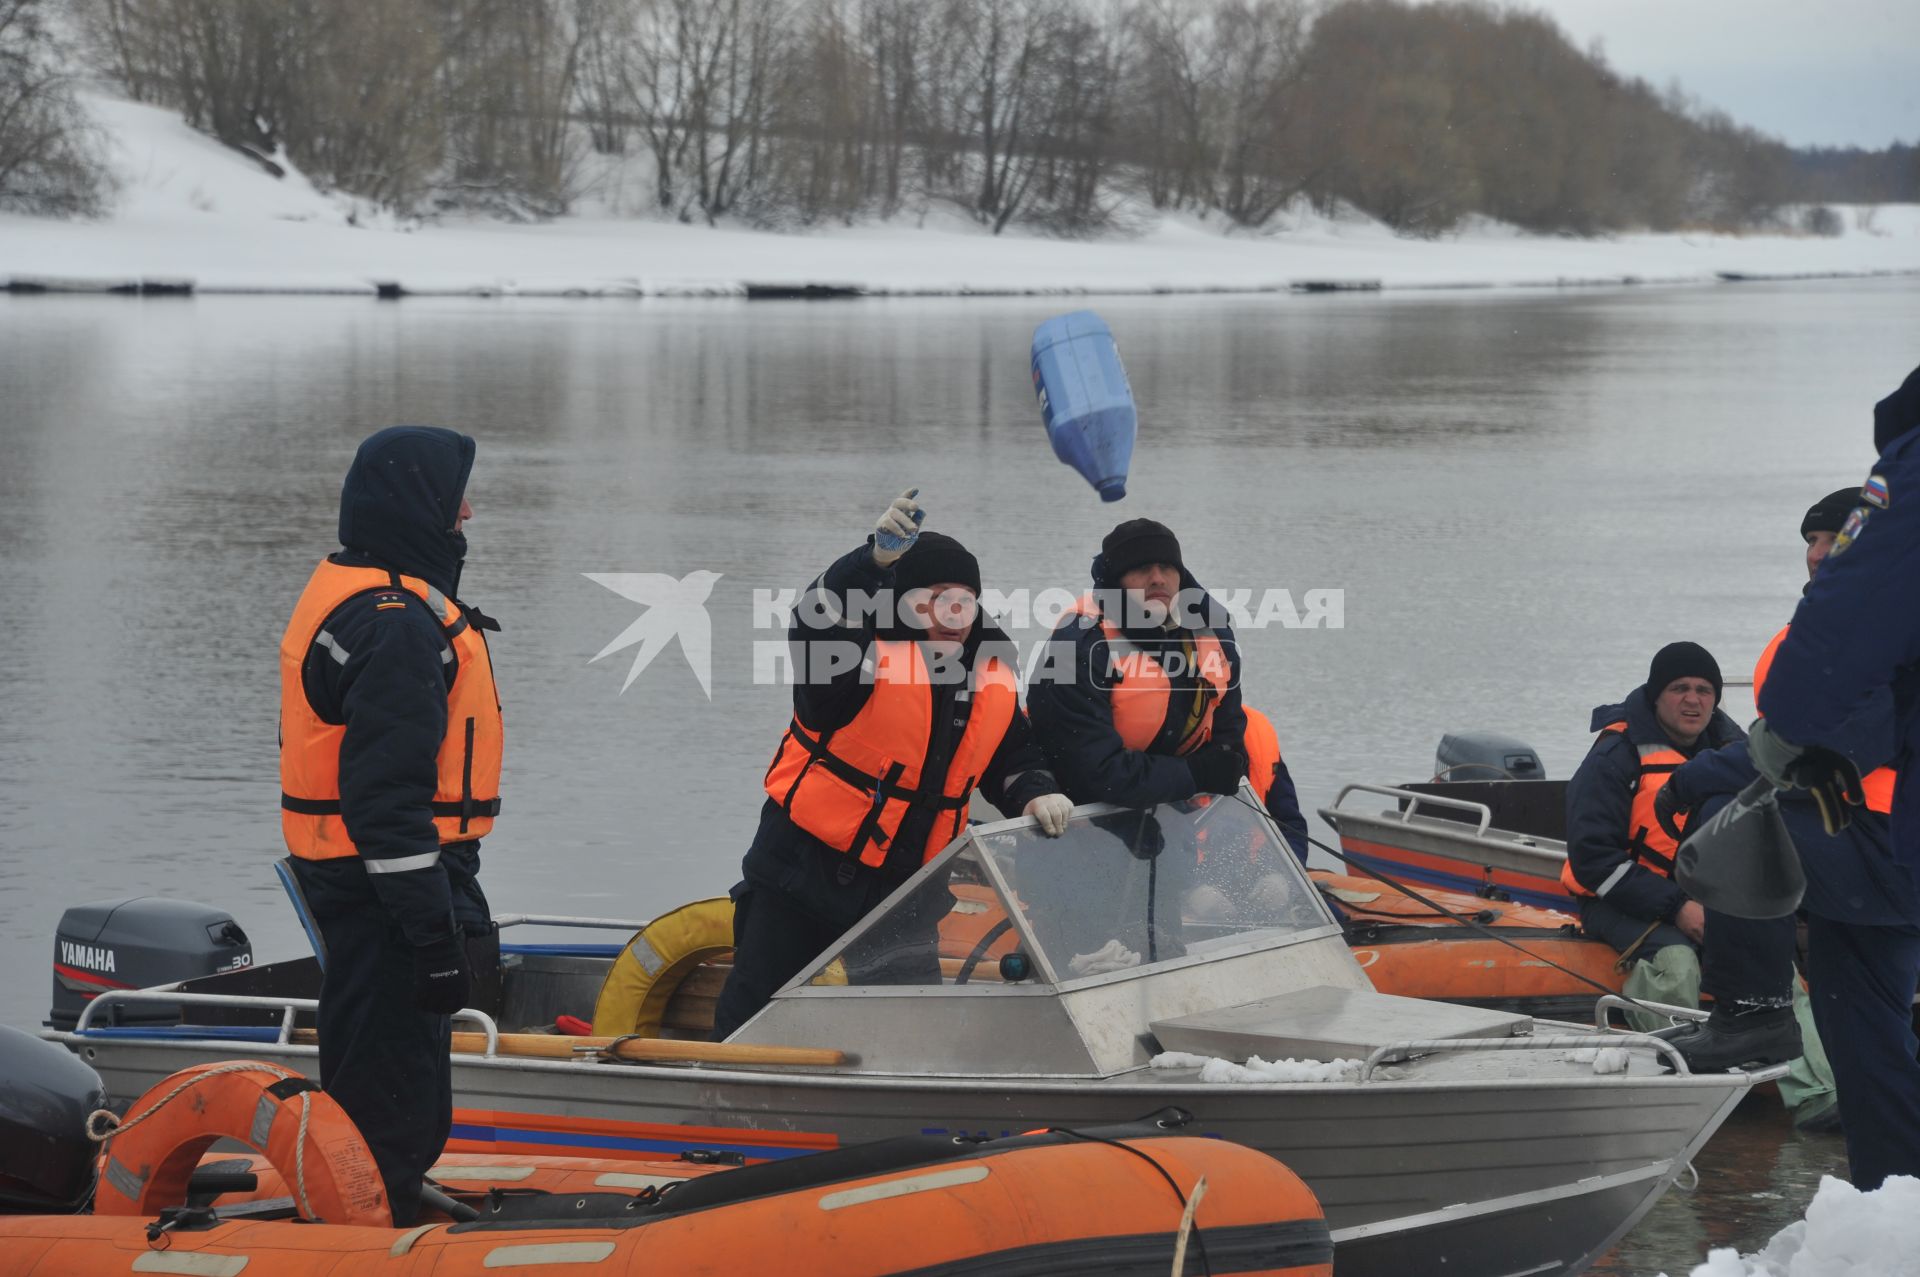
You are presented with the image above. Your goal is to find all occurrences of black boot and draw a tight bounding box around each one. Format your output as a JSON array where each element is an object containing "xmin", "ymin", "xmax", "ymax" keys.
[{"xmin": 1663, "ymin": 1006, "xmax": 1802, "ymax": 1072}]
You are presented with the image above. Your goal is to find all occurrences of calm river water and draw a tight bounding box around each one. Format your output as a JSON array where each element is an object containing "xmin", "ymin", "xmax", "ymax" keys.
[{"xmin": 4, "ymin": 279, "xmax": 1911, "ymax": 1268}]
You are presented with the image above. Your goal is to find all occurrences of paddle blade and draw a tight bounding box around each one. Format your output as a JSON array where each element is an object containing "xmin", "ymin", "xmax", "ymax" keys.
[{"xmin": 1674, "ymin": 778, "xmax": 1806, "ymax": 919}]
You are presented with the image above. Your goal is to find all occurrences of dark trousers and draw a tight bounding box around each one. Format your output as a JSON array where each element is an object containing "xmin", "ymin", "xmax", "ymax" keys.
[
  {"xmin": 712, "ymin": 886, "xmax": 846, "ymax": 1040},
  {"xmin": 308, "ymin": 900, "xmax": 452, "ymax": 1226},
  {"xmin": 1805, "ymin": 913, "xmax": 1920, "ymax": 1190},
  {"xmin": 1577, "ymin": 893, "xmax": 1797, "ymax": 1006}
]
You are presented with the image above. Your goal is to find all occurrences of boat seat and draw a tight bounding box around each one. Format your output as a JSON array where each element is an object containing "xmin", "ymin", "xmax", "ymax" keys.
[{"xmin": 1151, "ymin": 985, "xmax": 1531, "ymax": 1062}]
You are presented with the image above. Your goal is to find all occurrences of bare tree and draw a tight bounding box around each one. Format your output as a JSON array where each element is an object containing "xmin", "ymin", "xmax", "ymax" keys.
[{"xmin": 0, "ymin": 0, "xmax": 111, "ymax": 215}]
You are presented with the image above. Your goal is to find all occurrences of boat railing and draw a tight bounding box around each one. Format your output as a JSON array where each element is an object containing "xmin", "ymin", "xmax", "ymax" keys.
[
  {"xmin": 70, "ymin": 990, "xmax": 504, "ymax": 1056},
  {"xmin": 1592, "ymin": 994, "xmax": 1709, "ymax": 1031},
  {"xmin": 492, "ymin": 913, "xmax": 650, "ymax": 932},
  {"xmin": 1329, "ymin": 783, "xmax": 1494, "ymax": 838},
  {"xmin": 1360, "ymin": 1031, "xmax": 1692, "ymax": 1079}
]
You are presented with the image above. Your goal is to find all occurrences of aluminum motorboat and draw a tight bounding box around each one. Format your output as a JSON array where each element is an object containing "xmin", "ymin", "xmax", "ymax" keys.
[{"xmin": 45, "ymin": 789, "xmax": 1777, "ymax": 1276}]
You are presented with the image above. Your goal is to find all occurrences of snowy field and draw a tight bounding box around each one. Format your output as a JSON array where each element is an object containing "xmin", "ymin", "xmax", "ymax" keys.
[{"xmin": 3, "ymin": 95, "xmax": 1918, "ymax": 297}]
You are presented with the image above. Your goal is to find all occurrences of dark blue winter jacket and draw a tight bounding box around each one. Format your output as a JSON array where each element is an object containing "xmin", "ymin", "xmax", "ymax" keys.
[
  {"xmin": 291, "ymin": 427, "xmax": 491, "ymax": 947},
  {"xmin": 1026, "ymin": 562, "xmax": 1248, "ymax": 809},
  {"xmin": 1669, "ymin": 737, "xmax": 1920, "ymax": 927},
  {"xmin": 1563, "ymin": 686, "xmax": 1744, "ymax": 923},
  {"xmin": 1760, "ymin": 364, "xmax": 1920, "ymax": 875}
]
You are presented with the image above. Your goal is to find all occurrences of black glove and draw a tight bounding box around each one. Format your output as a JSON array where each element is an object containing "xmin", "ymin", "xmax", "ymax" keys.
[
  {"xmin": 1186, "ymin": 741, "xmax": 1247, "ymax": 796},
  {"xmin": 1749, "ymin": 718, "xmax": 1866, "ymax": 835},
  {"xmin": 1653, "ymin": 782, "xmax": 1689, "ymax": 842},
  {"xmin": 412, "ymin": 933, "xmax": 471, "ymax": 1015}
]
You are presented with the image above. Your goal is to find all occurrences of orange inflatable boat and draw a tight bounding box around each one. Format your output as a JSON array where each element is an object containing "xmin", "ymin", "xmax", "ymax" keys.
[
  {"xmin": 1313, "ymin": 870, "xmax": 1623, "ymax": 1018},
  {"xmin": 0, "ymin": 1060, "xmax": 1333, "ymax": 1277}
]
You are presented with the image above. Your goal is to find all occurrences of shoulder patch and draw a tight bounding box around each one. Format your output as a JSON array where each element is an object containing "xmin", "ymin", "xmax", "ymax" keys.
[
  {"xmin": 1829, "ymin": 506, "xmax": 1870, "ymax": 558},
  {"xmin": 1862, "ymin": 473, "xmax": 1889, "ymax": 509}
]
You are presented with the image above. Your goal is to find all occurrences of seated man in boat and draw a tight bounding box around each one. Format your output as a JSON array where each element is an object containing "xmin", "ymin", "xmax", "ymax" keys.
[
  {"xmin": 1561, "ymin": 642, "xmax": 1803, "ymax": 1069},
  {"xmin": 711, "ymin": 490, "xmax": 1073, "ymax": 1039},
  {"xmin": 1662, "ymin": 479, "xmax": 1920, "ymax": 1174}
]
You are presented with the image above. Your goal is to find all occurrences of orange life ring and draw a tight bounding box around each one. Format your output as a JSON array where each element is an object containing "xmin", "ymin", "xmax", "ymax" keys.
[{"xmin": 92, "ymin": 1060, "xmax": 389, "ymax": 1225}]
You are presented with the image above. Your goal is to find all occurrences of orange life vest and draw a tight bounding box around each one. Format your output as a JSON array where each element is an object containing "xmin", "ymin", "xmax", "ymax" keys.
[
  {"xmin": 1068, "ymin": 594, "xmax": 1231, "ymax": 755},
  {"xmin": 279, "ymin": 559, "xmax": 503, "ymax": 862},
  {"xmin": 1243, "ymin": 706, "xmax": 1283, "ymax": 806},
  {"xmin": 1754, "ymin": 624, "xmax": 1896, "ymax": 815},
  {"xmin": 1560, "ymin": 720, "xmax": 1685, "ymax": 898},
  {"xmin": 763, "ymin": 641, "xmax": 1019, "ymax": 868}
]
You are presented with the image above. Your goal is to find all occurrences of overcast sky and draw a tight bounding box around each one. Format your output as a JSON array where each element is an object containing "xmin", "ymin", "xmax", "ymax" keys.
[{"xmin": 1483, "ymin": 0, "xmax": 1918, "ymax": 149}]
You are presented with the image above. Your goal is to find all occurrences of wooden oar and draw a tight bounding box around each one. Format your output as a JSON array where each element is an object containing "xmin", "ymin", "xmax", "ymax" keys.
[{"xmin": 290, "ymin": 1028, "xmax": 845, "ymax": 1068}]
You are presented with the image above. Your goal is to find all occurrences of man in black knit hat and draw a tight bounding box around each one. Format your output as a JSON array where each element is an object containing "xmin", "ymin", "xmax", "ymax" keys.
[
  {"xmin": 1028, "ymin": 518, "xmax": 1251, "ymax": 809},
  {"xmin": 1560, "ymin": 641, "xmax": 1803, "ymax": 1070},
  {"xmin": 712, "ymin": 489, "xmax": 1072, "ymax": 1038}
]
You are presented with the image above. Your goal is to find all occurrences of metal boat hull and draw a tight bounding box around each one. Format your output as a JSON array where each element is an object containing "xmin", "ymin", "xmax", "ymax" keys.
[{"xmin": 59, "ymin": 1032, "xmax": 1753, "ymax": 1276}]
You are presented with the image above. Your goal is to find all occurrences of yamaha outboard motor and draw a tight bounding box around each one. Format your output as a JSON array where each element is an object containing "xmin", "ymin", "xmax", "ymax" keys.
[
  {"xmin": 1434, "ymin": 732, "xmax": 1545, "ymax": 782},
  {"xmin": 0, "ymin": 1025, "xmax": 107, "ymax": 1213},
  {"xmin": 50, "ymin": 898, "xmax": 251, "ymax": 1031}
]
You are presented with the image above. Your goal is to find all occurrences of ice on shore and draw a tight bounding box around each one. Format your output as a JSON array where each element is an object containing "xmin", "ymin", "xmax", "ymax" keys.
[{"xmin": 1676, "ymin": 1175, "xmax": 1920, "ymax": 1277}]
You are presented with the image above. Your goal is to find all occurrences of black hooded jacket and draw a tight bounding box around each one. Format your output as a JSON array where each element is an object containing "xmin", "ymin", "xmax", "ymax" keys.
[
  {"xmin": 290, "ymin": 427, "xmax": 490, "ymax": 947},
  {"xmin": 1563, "ymin": 686, "xmax": 1744, "ymax": 923},
  {"xmin": 1026, "ymin": 555, "xmax": 1248, "ymax": 807}
]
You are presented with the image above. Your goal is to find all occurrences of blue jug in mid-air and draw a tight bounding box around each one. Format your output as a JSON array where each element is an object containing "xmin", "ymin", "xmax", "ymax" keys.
[{"xmin": 1031, "ymin": 311, "xmax": 1136, "ymax": 502}]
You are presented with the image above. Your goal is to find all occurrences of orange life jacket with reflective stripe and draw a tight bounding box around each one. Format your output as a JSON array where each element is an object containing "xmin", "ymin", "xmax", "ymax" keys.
[
  {"xmin": 1559, "ymin": 720, "xmax": 1685, "ymax": 898},
  {"xmin": 1243, "ymin": 706, "xmax": 1283, "ymax": 809},
  {"xmin": 1068, "ymin": 594, "xmax": 1230, "ymax": 756},
  {"xmin": 279, "ymin": 559, "xmax": 504, "ymax": 861},
  {"xmin": 763, "ymin": 641, "xmax": 1019, "ymax": 869},
  {"xmin": 1754, "ymin": 624, "xmax": 1896, "ymax": 815}
]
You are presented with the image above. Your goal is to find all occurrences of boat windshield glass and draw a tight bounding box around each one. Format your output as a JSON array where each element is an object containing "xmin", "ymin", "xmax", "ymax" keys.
[{"xmin": 798, "ymin": 793, "xmax": 1334, "ymax": 990}]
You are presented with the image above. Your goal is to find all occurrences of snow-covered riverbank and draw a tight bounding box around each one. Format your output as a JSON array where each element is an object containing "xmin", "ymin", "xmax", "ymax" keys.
[{"xmin": 5, "ymin": 95, "xmax": 1920, "ymax": 298}]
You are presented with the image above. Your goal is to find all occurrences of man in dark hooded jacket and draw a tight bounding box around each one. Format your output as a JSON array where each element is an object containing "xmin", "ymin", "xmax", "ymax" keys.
[
  {"xmin": 1743, "ymin": 363, "xmax": 1920, "ymax": 1188},
  {"xmin": 278, "ymin": 426, "xmax": 502, "ymax": 1225},
  {"xmin": 1561, "ymin": 642, "xmax": 1802, "ymax": 1069},
  {"xmin": 711, "ymin": 489, "xmax": 1069, "ymax": 1039}
]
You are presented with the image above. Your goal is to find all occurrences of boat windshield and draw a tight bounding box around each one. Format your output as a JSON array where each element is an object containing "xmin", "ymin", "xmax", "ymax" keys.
[{"xmin": 795, "ymin": 792, "xmax": 1336, "ymax": 991}]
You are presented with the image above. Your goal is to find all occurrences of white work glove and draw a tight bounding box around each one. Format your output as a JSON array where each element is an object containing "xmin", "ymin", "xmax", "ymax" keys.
[
  {"xmin": 1068, "ymin": 938, "xmax": 1142, "ymax": 978},
  {"xmin": 870, "ymin": 488, "xmax": 924, "ymax": 567},
  {"xmin": 1024, "ymin": 793, "xmax": 1074, "ymax": 837}
]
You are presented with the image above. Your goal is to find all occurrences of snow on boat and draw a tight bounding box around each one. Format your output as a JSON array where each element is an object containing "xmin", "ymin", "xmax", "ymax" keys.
[{"xmin": 44, "ymin": 791, "xmax": 1781, "ymax": 1277}]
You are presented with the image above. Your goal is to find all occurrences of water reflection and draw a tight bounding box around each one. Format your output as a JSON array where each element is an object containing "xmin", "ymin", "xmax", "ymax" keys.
[{"xmin": 0, "ymin": 281, "xmax": 1910, "ymax": 1271}]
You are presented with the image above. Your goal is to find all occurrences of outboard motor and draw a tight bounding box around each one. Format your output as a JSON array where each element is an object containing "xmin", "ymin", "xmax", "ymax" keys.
[
  {"xmin": 0, "ymin": 1025, "xmax": 107, "ymax": 1213},
  {"xmin": 1434, "ymin": 732, "xmax": 1545, "ymax": 782},
  {"xmin": 50, "ymin": 898, "xmax": 251, "ymax": 1031}
]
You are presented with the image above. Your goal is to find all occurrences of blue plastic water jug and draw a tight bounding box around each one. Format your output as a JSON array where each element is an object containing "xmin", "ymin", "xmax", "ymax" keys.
[{"xmin": 1031, "ymin": 311, "xmax": 1136, "ymax": 502}]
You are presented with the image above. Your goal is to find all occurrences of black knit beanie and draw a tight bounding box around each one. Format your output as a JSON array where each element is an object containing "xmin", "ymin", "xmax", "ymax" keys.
[
  {"xmin": 1646, "ymin": 641, "xmax": 1723, "ymax": 704},
  {"xmin": 1801, "ymin": 487, "xmax": 1862, "ymax": 540},
  {"xmin": 1100, "ymin": 519, "xmax": 1183, "ymax": 580},
  {"xmin": 890, "ymin": 530, "xmax": 981, "ymax": 595}
]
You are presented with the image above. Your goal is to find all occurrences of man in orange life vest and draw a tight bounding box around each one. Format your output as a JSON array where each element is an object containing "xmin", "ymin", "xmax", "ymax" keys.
[
  {"xmin": 1027, "ymin": 519, "xmax": 1250, "ymax": 808},
  {"xmin": 279, "ymin": 427, "xmax": 502, "ymax": 1225},
  {"xmin": 1561, "ymin": 642, "xmax": 1803, "ymax": 1068},
  {"xmin": 1662, "ymin": 485, "xmax": 1920, "ymax": 1176},
  {"xmin": 711, "ymin": 490, "xmax": 1072, "ymax": 1039}
]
